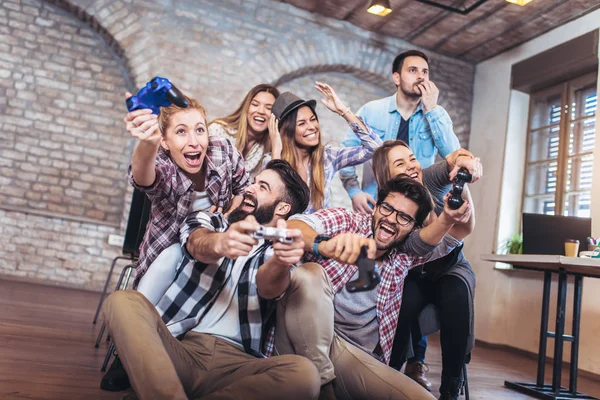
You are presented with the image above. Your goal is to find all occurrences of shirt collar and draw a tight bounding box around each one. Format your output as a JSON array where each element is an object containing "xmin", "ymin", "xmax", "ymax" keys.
[{"xmin": 388, "ymin": 93, "xmax": 424, "ymax": 116}]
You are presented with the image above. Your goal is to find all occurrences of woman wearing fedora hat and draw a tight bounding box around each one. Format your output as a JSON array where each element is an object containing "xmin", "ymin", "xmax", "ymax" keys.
[{"xmin": 267, "ymin": 82, "xmax": 382, "ymax": 213}]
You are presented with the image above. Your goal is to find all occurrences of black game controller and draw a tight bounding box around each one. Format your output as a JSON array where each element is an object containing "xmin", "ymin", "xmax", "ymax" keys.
[
  {"xmin": 126, "ymin": 76, "xmax": 188, "ymax": 115},
  {"xmin": 345, "ymin": 246, "xmax": 381, "ymax": 293},
  {"xmin": 448, "ymin": 167, "xmax": 472, "ymax": 210}
]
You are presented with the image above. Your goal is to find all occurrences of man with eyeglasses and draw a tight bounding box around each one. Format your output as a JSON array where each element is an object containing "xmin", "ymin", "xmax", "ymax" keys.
[{"xmin": 265, "ymin": 175, "xmax": 471, "ymax": 400}]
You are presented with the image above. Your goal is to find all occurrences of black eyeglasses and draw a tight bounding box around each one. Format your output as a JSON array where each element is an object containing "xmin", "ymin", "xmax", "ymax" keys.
[{"xmin": 377, "ymin": 202, "xmax": 416, "ymax": 226}]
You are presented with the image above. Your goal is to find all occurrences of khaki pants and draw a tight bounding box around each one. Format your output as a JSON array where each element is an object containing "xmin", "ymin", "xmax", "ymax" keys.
[
  {"xmin": 102, "ymin": 290, "xmax": 320, "ymax": 400},
  {"xmin": 275, "ymin": 263, "xmax": 435, "ymax": 400}
]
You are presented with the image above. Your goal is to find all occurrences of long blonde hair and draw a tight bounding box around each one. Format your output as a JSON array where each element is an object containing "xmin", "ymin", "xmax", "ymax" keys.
[
  {"xmin": 211, "ymin": 84, "xmax": 280, "ymax": 156},
  {"xmin": 279, "ymin": 106, "xmax": 325, "ymax": 210}
]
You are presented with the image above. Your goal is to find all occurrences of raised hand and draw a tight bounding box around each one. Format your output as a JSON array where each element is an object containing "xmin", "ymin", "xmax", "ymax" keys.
[
  {"xmin": 268, "ymin": 114, "xmax": 282, "ymax": 158},
  {"xmin": 417, "ymin": 80, "xmax": 440, "ymax": 113},
  {"xmin": 315, "ymin": 81, "xmax": 348, "ymax": 115},
  {"xmin": 442, "ymin": 193, "xmax": 472, "ymax": 225},
  {"xmin": 124, "ymin": 92, "xmax": 160, "ymax": 145}
]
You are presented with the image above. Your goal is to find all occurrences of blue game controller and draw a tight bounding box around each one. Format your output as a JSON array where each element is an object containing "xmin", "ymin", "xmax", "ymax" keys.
[{"xmin": 126, "ymin": 76, "xmax": 189, "ymax": 114}]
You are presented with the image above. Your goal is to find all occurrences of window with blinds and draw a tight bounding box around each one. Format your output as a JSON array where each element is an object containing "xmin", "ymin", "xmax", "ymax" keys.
[{"xmin": 523, "ymin": 73, "xmax": 597, "ymax": 217}]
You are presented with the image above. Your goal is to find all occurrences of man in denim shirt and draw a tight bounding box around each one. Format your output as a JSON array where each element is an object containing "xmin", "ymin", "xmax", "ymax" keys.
[{"xmin": 340, "ymin": 50, "xmax": 460, "ymax": 214}]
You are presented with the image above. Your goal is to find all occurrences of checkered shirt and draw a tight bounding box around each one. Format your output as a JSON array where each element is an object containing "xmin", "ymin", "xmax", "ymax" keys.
[{"xmin": 129, "ymin": 136, "xmax": 249, "ymax": 287}]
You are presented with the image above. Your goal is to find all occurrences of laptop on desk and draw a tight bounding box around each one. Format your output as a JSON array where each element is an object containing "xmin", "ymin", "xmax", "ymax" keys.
[{"xmin": 522, "ymin": 213, "xmax": 591, "ymax": 255}]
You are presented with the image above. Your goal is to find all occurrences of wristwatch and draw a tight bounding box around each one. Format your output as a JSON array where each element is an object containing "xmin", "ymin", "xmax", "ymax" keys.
[{"xmin": 313, "ymin": 235, "xmax": 330, "ymax": 259}]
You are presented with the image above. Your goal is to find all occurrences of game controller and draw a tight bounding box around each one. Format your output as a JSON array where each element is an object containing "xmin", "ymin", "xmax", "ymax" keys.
[
  {"xmin": 126, "ymin": 76, "xmax": 189, "ymax": 114},
  {"xmin": 448, "ymin": 167, "xmax": 473, "ymax": 210},
  {"xmin": 346, "ymin": 246, "xmax": 381, "ymax": 293},
  {"xmin": 252, "ymin": 226, "xmax": 293, "ymax": 243}
]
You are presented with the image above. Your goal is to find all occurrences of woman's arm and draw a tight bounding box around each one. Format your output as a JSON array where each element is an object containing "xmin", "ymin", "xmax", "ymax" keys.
[{"xmin": 126, "ymin": 106, "xmax": 161, "ymax": 187}]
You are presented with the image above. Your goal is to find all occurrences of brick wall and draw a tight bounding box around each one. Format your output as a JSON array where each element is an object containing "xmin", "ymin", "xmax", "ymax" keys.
[{"xmin": 0, "ymin": 0, "xmax": 474, "ymax": 290}]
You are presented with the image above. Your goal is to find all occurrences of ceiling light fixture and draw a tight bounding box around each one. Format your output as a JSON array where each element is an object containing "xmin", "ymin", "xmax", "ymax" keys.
[
  {"xmin": 367, "ymin": 0, "xmax": 392, "ymax": 16},
  {"xmin": 505, "ymin": 0, "xmax": 533, "ymax": 5},
  {"xmin": 414, "ymin": 0, "xmax": 488, "ymax": 15}
]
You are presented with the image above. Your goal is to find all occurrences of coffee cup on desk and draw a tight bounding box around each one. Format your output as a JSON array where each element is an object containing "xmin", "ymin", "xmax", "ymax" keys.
[{"xmin": 565, "ymin": 239, "xmax": 580, "ymax": 257}]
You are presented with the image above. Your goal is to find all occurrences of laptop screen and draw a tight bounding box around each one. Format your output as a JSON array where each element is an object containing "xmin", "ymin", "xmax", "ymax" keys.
[{"xmin": 522, "ymin": 213, "xmax": 591, "ymax": 255}]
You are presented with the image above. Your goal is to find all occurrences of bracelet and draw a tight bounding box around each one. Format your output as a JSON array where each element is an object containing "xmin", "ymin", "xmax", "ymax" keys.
[
  {"xmin": 313, "ymin": 235, "xmax": 330, "ymax": 259},
  {"xmin": 339, "ymin": 107, "xmax": 352, "ymax": 117}
]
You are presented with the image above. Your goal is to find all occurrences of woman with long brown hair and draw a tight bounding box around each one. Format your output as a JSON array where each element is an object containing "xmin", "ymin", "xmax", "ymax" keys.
[
  {"xmin": 209, "ymin": 84, "xmax": 280, "ymax": 177},
  {"xmin": 268, "ymin": 82, "xmax": 382, "ymax": 213}
]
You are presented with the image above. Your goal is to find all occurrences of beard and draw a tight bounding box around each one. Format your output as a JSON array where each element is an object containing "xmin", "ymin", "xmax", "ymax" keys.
[
  {"xmin": 399, "ymin": 80, "xmax": 422, "ymax": 100},
  {"xmin": 371, "ymin": 218, "xmax": 406, "ymax": 252},
  {"xmin": 228, "ymin": 196, "xmax": 279, "ymax": 225}
]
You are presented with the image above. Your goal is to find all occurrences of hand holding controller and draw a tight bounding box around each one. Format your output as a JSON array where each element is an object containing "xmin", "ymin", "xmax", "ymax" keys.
[
  {"xmin": 345, "ymin": 246, "xmax": 381, "ymax": 293},
  {"xmin": 126, "ymin": 76, "xmax": 189, "ymax": 114},
  {"xmin": 448, "ymin": 168, "xmax": 472, "ymax": 210},
  {"xmin": 252, "ymin": 226, "xmax": 293, "ymax": 243}
]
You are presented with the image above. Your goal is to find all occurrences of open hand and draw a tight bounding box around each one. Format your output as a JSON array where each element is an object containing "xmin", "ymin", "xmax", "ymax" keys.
[{"xmin": 315, "ymin": 81, "xmax": 348, "ymax": 116}]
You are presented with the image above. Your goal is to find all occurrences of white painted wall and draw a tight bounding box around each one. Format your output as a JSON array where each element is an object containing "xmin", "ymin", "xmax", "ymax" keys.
[{"xmin": 466, "ymin": 9, "xmax": 600, "ymax": 374}]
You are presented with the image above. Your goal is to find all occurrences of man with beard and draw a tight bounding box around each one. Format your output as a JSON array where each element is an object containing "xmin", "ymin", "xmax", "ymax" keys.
[
  {"xmin": 268, "ymin": 175, "xmax": 471, "ymax": 400},
  {"xmin": 100, "ymin": 160, "xmax": 322, "ymax": 400},
  {"xmin": 340, "ymin": 50, "xmax": 460, "ymax": 215}
]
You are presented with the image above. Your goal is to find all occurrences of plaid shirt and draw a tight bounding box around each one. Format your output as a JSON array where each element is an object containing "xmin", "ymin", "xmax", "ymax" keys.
[
  {"xmin": 291, "ymin": 208, "xmax": 461, "ymax": 364},
  {"xmin": 264, "ymin": 119, "xmax": 382, "ymax": 213},
  {"xmin": 129, "ymin": 136, "xmax": 249, "ymax": 286},
  {"xmin": 155, "ymin": 212, "xmax": 278, "ymax": 358}
]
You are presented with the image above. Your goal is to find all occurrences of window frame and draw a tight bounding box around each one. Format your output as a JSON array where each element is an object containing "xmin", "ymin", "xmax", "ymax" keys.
[{"xmin": 522, "ymin": 72, "xmax": 597, "ymax": 217}]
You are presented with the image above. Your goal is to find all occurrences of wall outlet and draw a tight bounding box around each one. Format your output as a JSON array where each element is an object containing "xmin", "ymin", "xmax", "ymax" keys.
[{"xmin": 108, "ymin": 234, "xmax": 124, "ymax": 247}]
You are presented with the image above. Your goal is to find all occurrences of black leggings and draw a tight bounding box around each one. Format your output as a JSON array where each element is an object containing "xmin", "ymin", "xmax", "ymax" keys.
[{"xmin": 390, "ymin": 273, "xmax": 470, "ymax": 379}]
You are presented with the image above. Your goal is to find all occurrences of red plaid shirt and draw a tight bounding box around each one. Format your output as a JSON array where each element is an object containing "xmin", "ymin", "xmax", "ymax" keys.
[
  {"xmin": 291, "ymin": 208, "xmax": 458, "ymax": 364},
  {"xmin": 130, "ymin": 136, "xmax": 249, "ymax": 286}
]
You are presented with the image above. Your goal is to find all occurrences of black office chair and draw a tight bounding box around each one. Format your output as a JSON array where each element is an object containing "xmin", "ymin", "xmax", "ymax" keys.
[{"xmin": 93, "ymin": 189, "xmax": 151, "ymax": 371}]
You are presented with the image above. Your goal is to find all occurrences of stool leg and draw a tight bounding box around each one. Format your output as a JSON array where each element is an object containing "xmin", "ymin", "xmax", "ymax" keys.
[
  {"xmin": 120, "ymin": 264, "xmax": 134, "ymax": 290},
  {"xmin": 101, "ymin": 341, "xmax": 116, "ymax": 372},
  {"xmin": 463, "ymin": 363, "xmax": 469, "ymax": 400},
  {"xmin": 93, "ymin": 256, "xmax": 129, "ymax": 324},
  {"xmin": 94, "ymin": 265, "xmax": 128, "ymax": 347},
  {"xmin": 95, "ymin": 321, "xmax": 107, "ymax": 348}
]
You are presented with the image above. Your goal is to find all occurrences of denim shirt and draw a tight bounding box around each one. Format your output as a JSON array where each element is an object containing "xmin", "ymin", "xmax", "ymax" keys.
[{"xmin": 340, "ymin": 93, "xmax": 460, "ymax": 200}]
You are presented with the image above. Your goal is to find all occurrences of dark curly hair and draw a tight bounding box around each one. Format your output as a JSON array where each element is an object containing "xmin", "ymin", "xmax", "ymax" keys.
[
  {"xmin": 377, "ymin": 174, "xmax": 432, "ymax": 228},
  {"xmin": 264, "ymin": 159, "xmax": 310, "ymax": 217}
]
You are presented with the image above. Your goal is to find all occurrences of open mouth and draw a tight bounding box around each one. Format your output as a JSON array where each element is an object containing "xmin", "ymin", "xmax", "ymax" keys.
[
  {"xmin": 408, "ymin": 172, "xmax": 419, "ymax": 180},
  {"xmin": 242, "ymin": 193, "xmax": 257, "ymax": 211},
  {"xmin": 376, "ymin": 220, "xmax": 397, "ymax": 242},
  {"xmin": 184, "ymin": 151, "xmax": 202, "ymax": 167},
  {"xmin": 303, "ymin": 132, "xmax": 318, "ymax": 140}
]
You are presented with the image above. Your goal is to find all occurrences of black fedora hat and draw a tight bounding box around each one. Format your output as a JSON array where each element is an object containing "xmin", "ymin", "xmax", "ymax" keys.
[{"xmin": 272, "ymin": 92, "xmax": 317, "ymax": 122}]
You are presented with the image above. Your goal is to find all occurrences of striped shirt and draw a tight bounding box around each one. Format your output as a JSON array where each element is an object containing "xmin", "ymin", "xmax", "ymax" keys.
[{"xmin": 155, "ymin": 212, "xmax": 278, "ymax": 358}]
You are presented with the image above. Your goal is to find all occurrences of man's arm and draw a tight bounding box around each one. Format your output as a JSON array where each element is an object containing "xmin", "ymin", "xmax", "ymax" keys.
[
  {"xmin": 255, "ymin": 220, "xmax": 304, "ymax": 299},
  {"xmin": 184, "ymin": 214, "xmax": 259, "ymax": 264},
  {"xmin": 286, "ymin": 219, "xmax": 376, "ymax": 264}
]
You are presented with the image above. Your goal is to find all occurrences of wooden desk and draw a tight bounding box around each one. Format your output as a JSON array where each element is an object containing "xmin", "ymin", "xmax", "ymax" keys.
[{"xmin": 481, "ymin": 254, "xmax": 600, "ymax": 400}]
